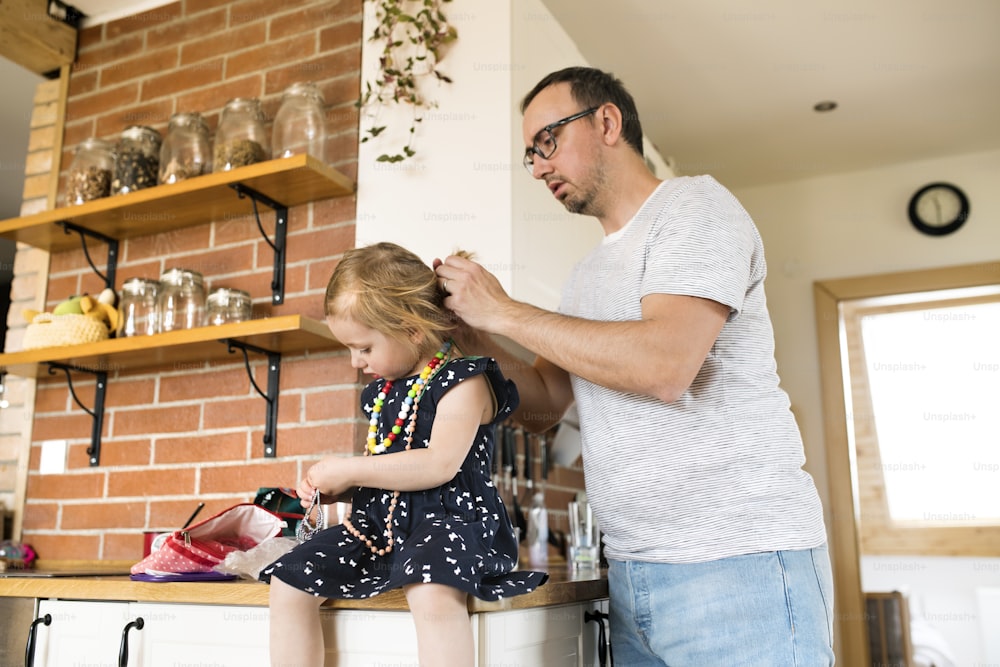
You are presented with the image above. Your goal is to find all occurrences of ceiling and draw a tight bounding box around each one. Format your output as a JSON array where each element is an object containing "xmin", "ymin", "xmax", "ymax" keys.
[{"xmin": 2, "ymin": 0, "xmax": 999, "ymax": 218}]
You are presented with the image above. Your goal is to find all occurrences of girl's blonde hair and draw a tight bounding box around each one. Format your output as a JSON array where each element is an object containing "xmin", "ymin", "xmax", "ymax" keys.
[{"xmin": 324, "ymin": 242, "xmax": 460, "ymax": 355}]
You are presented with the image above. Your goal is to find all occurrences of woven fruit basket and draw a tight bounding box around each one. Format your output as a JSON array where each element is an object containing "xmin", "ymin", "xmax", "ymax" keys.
[{"xmin": 22, "ymin": 313, "xmax": 110, "ymax": 350}]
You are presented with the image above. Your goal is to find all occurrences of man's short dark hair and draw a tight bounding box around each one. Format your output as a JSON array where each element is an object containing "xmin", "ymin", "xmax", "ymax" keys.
[{"xmin": 521, "ymin": 66, "xmax": 645, "ymax": 157}]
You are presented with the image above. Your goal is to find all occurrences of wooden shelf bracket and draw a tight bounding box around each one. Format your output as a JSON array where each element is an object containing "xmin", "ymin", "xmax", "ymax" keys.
[
  {"xmin": 47, "ymin": 362, "xmax": 107, "ymax": 466},
  {"xmin": 225, "ymin": 339, "xmax": 281, "ymax": 458},
  {"xmin": 230, "ymin": 183, "xmax": 287, "ymax": 306},
  {"xmin": 58, "ymin": 221, "xmax": 118, "ymax": 290}
]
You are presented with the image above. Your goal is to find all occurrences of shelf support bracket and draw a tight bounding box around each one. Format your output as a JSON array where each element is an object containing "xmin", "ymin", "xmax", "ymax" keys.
[
  {"xmin": 58, "ymin": 221, "xmax": 118, "ymax": 290},
  {"xmin": 225, "ymin": 339, "xmax": 281, "ymax": 458},
  {"xmin": 230, "ymin": 183, "xmax": 287, "ymax": 307},
  {"xmin": 47, "ymin": 363, "xmax": 107, "ymax": 466}
]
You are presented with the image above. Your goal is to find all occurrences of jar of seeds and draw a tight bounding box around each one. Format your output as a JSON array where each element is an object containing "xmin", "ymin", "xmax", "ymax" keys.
[
  {"xmin": 67, "ymin": 138, "xmax": 115, "ymax": 205},
  {"xmin": 112, "ymin": 125, "xmax": 162, "ymax": 195},
  {"xmin": 159, "ymin": 112, "xmax": 211, "ymax": 184},
  {"xmin": 214, "ymin": 98, "xmax": 269, "ymax": 171}
]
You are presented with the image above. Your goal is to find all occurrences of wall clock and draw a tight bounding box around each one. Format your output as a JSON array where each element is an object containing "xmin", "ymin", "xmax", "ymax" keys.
[{"xmin": 907, "ymin": 182, "xmax": 969, "ymax": 236}]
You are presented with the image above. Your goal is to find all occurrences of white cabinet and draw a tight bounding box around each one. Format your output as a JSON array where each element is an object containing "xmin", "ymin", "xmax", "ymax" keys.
[
  {"xmin": 29, "ymin": 598, "xmax": 608, "ymax": 666},
  {"xmin": 33, "ymin": 600, "xmax": 268, "ymax": 667}
]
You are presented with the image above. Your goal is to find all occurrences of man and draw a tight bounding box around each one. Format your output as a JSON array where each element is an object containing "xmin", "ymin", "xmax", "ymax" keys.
[{"xmin": 435, "ymin": 66, "xmax": 834, "ymax": 666}]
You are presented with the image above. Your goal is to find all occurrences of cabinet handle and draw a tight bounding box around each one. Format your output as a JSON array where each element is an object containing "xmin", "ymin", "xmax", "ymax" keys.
[
  {"xmin": 24, "ymin": 614, "xmax": 52, "ymax": 667},
  {"xmin": 584, "ymin": 610, "xmax": 613, "ymax": 667},
  {"xmin": 118, "ymin": 617, "xmax": 144, "ymax": 667}
]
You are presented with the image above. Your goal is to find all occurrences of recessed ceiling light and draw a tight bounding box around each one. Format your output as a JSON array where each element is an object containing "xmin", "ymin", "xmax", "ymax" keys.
[{"xmin": 814, "ymin": 100, "xmax": 838, "ymax": 112}]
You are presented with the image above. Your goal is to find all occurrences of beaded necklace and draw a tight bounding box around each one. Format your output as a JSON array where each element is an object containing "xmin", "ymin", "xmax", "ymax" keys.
[{"xmin": 344, "ymin": 340, "xmax": 453, "ymax": 555}]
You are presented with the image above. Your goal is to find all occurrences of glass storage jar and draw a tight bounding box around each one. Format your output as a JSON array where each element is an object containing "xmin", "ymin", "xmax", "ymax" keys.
[
  {"xmin": 159, "ymin": 112, "xmax": 211, "ymax": 184},
  {"xmin": 118, "ymin": 277, "xmax": 161, "ymax": 337},
  {"xmin": 213, "ymin": 98, "xmax": 269, "ymax": 171},
  {"xmin": 67, "ymin": 138, "xmax": 115, "ymax": 205},
  {"xmin": 272, "ymin": 82, "xmax": 326, "ymax": 160},
  {"xmin": 158, "ymin": 268, "xmax": 206, "ymax": 332},
  {"xmin": 205, "ymin": 288, "xmax": 252, "ymax": 326},
  {"xmin": 113, "ymin": 125, "xmax": 162, "ymax": 195}
]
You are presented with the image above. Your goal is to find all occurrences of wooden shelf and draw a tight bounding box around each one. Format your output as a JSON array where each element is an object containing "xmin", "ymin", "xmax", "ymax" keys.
[
  {"xmin": 0, "ymin": 154, "xmax": 354, "ymax": 252},
  {"xmin": 0, "ymin": 315, "xmax": 342, "ymax": 378}
]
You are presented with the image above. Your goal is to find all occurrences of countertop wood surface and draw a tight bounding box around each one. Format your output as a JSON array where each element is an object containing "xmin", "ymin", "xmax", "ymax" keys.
[{"xmin": 0, "ymin": 560, "xmax": 607, "ymax": 613}]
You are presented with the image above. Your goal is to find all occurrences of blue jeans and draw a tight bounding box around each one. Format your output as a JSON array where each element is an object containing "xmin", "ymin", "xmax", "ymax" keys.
[{"xmin": 607, "ymin": 544, "xmax": 834, "ymax": 666}]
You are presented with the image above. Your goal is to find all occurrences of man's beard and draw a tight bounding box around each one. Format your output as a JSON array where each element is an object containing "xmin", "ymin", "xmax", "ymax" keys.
[{"xmin": 561, "ymin": 163, "xmax": 607, "ymax": 218}]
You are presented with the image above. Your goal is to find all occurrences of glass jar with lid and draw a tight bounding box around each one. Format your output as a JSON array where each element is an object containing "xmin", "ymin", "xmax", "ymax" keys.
[
  {"xmin": 158, "ymin": 268, "xmax": 206, "ymax": 332},
  {"xmin": 213, "ymin": 98, "xmax": 269, "ymax": 171},
  {"xmin": 118, "ymin": 277, "xmax": 161, "ymax": 337},
  {"xmin": 112, "ymin": 125, "xmax": 162, "ymax": 195},
  {"xmin": 272, "ymin": 82, "xmax": 326, "ymax": 160},
  {"xmin": 67, "ymin": 138, "xmax": 115, "ymax": 205},
  {"xmin": 159, "ymin": 112, "xmax": 211, "ymax": 184},
  {"xmin": 205, "ymin": 288, "xmax": 252, "ymax": 326}
]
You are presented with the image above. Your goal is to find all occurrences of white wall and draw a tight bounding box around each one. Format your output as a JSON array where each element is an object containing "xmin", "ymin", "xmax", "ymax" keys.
[{"xmin": 733, "ymin": 148, "xmax": 1000, "ymax": 663}]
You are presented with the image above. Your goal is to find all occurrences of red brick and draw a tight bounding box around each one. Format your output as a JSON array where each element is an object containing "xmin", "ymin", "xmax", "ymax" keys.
[
  {"xmin": 159, "ymin": 367, "xmax": 246, "ymax": 403},
  {"xmin": 106, "ymin": 378, "xmax": 157, "ymax": 408},
  {"xmin": 102, "ymin": 47, "xmax": 180, "ymax": 87},
  {"xmin": 62, "ymin": 500, "xmax": 147, "ymax": 529},
  {"xmin": 141, "ymin": 58, "xmax": 225, "ymax": 102},
  {"xmin": 264, "ymin": 50, "xmax": 360, "ymax": 96},
  {"xmin": 272, "ymin": 422, "xmax": 360, "ymax": 457},
  {"xmin": 68, "ymin": 69, "xmax": 99, "ymax": 97},
  {"xmin": 175, "ymin": 75, "xmax": 264, "ymax": 116},
  {"xmin": 77, "ymin": 24, "xmax": 105, "ymax": 53},
  {"xmin": 154, "ymin": 432, "xmax": 248, "ymax": 464},
  {"xmin": 186, "ymin": 0, "xmax": 234, "ymax": 16},
  {"xmin": 66, "ymin": 83, "xmax": 140, "ymax": 123},
  {"xmin": 149, "ymin": 497, "xmax": 248, "ymax": 528},
  {"xmin": 304, "ymin": 388, "xmax": 359, "ymax": 422},
  {"xmin": 26, "ymin": 533, "xmax": 101, "ymax": 561},
  {"xmin": 115, "ymin": 260, "xmax": 164, "ymax": 283},
  {"xmin": 75, "ymin": 34, "xmax": 144, "ymax": 72},
  {"xmin": 228, "ymin": 36, "xmax": 316, "ymax": 79},
  {"xmin": 113, "ymin": 405, "xmax": 201, "ymax": 437},
  {"xmin": 317, "ymin": 16, "xmax": 364, "ymax": 53},
  {"xmin": 99, "ymin": 438, "xmax": 153, "ymax": 467},
  {"xmin": 62, "ymin": 120, "xmax": 101, "ymax": 151},
  {"xmin": 105, "ymin": 2, "xmax": 182, "ymax": 39},
  {"xmin": 180, "ymin": 21, "xmax": 266, "ymax": 65},
  {"xmin": 26, "ymin": 471, "xmax": 105, "ymax": 500},
  {"xmin": 230, "ymin": 0, "xmax": 315, "ymax": 27},
  {"xmin": 285, "ymin": 224, "xmax": 355, "ymax": 265},
  {"xmin": 307, "ymin": 257, "xmax": 338, "ymax": 292},
  {"xmin": 147, "ymin": 9, "xmax": 227, "ymax": 50},
  {"xmin": 122, "ymin": 225, "xmax": 212, "ymax": 263},
  {"xmin": 199, "ymin": 460, "xmax": 299, "ymax": 494},
  {"xmin": 103, "ymin": 532, "xmax": 144, "ymax": 561},
  {"xmin": 283, "ymin": 353, "xmax": 357, "ymax": 388},
  {"xmin": 21, "ymin": 502, "xmax": 59, "ymax": 530},
  {"xmin": 271, "ymin": 5, "xmax": 359, "ymax": 41},
  {"xmin": 108, "ymin": 467, "xmax": 196, "ymax": 497},
  {"xmin": 32, "ymin": 412, "xmax": 104, "ymax": 443}
]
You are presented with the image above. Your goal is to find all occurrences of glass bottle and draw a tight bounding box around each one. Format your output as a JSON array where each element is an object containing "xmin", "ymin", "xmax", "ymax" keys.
[
  {"xmin": 158, "ymin": 268, "xmax": 206, "ymax": 332},
  {"xmin": 67, "ymin": 138, "xmax": 115, "ymax": 205},
  {"xmin": 159, "ymin": 112, "xmax": 211, "ymax": 184},
  {"xmin": 118, "ymin": 277, "xmax": 161, "ymax": 337},
  {"xmin": 213, "ymin": 98, "xmax": 269, "ymax": 171},
  {"xmin": 112, "ymin": 125, "xmax": 162, "ymax": 195},
  {"xmin": 205, "ymin": 288, "xmax": 252, "ymax": 326},
  {"xmin": 272, "ymin": 82, "xmax": 326, "ymax": 161}
]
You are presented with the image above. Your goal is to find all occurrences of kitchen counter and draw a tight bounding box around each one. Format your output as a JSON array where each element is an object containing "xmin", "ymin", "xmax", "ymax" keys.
[{"xmin": 0, "ymin": 560, "xmax": 607, "ymax": 613}]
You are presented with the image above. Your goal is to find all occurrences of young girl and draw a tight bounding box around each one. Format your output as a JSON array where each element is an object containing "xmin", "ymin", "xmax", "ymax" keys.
[{"xmin": 261, "ymin": 242, "xmax": 547, "ymax": 667}]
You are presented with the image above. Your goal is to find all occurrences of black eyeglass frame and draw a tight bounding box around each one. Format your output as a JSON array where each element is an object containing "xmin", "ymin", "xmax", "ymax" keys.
[{"xmin": 522, "ymin": 106, "xmax": 600, "ymax": 172}]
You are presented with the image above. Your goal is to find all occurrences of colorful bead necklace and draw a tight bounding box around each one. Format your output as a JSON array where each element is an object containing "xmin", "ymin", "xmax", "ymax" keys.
[{"xmin": 345, "ymin": 340, "xmax": 453, "ymax": 555}]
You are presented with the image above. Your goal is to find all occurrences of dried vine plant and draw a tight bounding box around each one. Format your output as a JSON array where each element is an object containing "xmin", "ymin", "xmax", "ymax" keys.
[{"xmin": 359, "ymin": 0, "xmax": 458, "ymax": 163}]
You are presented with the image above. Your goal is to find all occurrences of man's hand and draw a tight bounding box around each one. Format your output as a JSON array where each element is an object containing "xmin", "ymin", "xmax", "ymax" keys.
[{"xmin": 434, "ymin": 254, "xmax": 514, "ymax": 333}]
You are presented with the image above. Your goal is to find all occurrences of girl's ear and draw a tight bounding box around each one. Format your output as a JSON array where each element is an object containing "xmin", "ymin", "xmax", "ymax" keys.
[{"xmin": 407, "ymin": 328, "xmax": 426, "ymax": 348}]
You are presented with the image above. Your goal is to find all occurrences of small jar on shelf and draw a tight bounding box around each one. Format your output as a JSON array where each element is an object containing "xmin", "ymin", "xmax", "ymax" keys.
[
  {"xmin": 159, "ymin": 112, "xmax": 211, "ymax": 184},
  {"xmin": 213, "ymin": 98, "xmax": 269, "ymax": 171},
  {"xmin": 205, "ymin": 288, "xmax": 252, "ymax": 326},
  {"xmin": 66, "ymin": 138, "xmax": 115, "ymax": 205},
  {"xmin": 158, "ymin": 268, "xmax": 206, "ymax": 332},
  {"xmin": 112, "ymin": 125, "xmax": 162, "ymax": 195},
  {"xmin": 118, "ymin": 277, "xmax": 161, "ymax": 337},
  {"xmin": 272, "ymin": 82, "xmax": 326, "ymax": 161}
]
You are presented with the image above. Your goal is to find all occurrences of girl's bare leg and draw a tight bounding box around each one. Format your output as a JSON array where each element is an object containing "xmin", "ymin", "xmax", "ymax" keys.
[
  {"xmin": 404, "ymin": 583, "xmax": 474, "ymax": 667},
  {"xmin": 269, "ymin": 576, "xmax": 326, "ymax": 667}
]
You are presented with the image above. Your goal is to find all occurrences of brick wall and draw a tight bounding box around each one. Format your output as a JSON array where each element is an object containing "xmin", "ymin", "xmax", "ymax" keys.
[{"xmin": 19, "ymin": 0, "xmax": 366, "ymax": 562}]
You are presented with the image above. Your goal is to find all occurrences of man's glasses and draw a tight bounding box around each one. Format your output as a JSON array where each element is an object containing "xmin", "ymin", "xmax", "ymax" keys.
[{"xmin": 522, "ymin": 106, "xmax": 599, "ymax": 173}]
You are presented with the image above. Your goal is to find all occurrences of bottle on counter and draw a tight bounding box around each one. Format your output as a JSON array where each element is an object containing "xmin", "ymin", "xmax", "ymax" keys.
[
  {"xmin": 66, "ymin": 138, "xmax": 115, "ymax": 205},
  {"xmin": 118, "ymin": 277, "xmax": 161, "ymax": 337},
  {"xmin": 112, "ymin": 125, "xmax": 162, "ymax": 195},
  {"xmin": 205, "ymin": 287, "xmax": 252, "ymax": 326},
  {"xmin": 272, "ymin": 82, "xmax": 326, "ymax": 161},
  {"xmin": 158, "ymin": 268, "xmax": 206, "ymax": 332},
  {"xmin": 159, "ymin": 112, "xmax": 211, "ymax": 184},
  {"xmin": 213, "ymin": 98, "xmax": 269, "ymax": 171}
]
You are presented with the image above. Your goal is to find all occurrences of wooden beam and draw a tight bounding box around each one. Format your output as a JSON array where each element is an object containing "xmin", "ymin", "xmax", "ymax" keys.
[{"xmin": 0, "ymin": 0, "xmax": 78, "ymax": 76}]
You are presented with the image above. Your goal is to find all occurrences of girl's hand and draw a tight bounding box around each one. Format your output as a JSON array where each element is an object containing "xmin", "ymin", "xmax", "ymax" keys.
[{"xmin": 299, "ymin": 458, "xmax": 355, "ymax": 506}]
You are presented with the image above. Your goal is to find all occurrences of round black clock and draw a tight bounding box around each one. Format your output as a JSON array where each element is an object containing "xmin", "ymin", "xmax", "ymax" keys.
[{"xmin": 908, "ymin": 182, "xmax": 969, "ymax": 236}]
